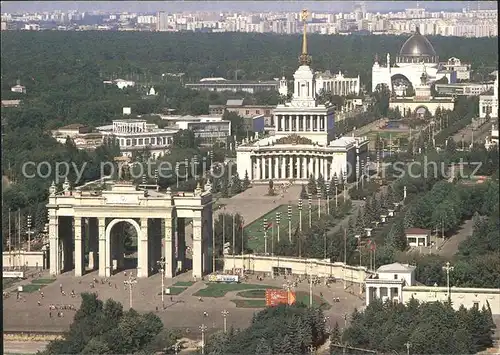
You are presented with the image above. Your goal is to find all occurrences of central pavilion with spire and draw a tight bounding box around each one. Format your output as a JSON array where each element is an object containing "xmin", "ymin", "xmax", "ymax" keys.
[{"xmin": 236, "ymin": 10, "xmax": 369, "ymax": 185}]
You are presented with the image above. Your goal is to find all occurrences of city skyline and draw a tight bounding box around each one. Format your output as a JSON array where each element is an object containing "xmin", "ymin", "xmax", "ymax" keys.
[{"xmin": 2, "ymin": 1, "xmax": 498, "ymax": 14}]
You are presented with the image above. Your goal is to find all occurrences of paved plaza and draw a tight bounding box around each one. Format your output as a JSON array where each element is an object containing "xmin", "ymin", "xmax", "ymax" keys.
[
  {"xmin": 3, "ymin": 268, "xmax": 364, "ymax": 338},
  {"xmin": 215, "ymin": 184, "xmax": 303, "ymax": 226}
]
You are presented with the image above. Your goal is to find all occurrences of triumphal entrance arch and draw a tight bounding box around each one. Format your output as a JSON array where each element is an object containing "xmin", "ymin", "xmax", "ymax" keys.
[{"xmin": 46, "ymin": 176, "xmax": 213, "ymax": 279}]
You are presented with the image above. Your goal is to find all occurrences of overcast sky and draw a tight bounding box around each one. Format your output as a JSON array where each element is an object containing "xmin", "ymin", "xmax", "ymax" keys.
[{"xmin": 1, "ymin": 1, "xmax": 497, "ymax": 14}]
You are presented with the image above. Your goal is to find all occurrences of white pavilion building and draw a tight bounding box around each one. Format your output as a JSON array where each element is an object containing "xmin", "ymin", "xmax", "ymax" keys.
[
  {"xmin": 236, "ymin": 17, "xmax": 368, "ymax": 184},
  {"xmin": 371, "ymin": 27, "xmax": 449, "ymax": 94},
  {"xmin": 479, "ymin": 72, "xmax": 498, "ymax": 119}
]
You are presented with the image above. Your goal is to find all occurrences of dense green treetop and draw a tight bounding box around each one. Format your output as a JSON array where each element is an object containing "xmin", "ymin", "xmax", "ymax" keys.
[
  {"xmin": 1, "ymin": 32, "xmax": 498, "ymax": 91},
  {"xmin": 336, "ymin": 298, "xmax": 496, "ymax": 355},
  {"xmin": 205, "ymin": 304, "xmax": 327, "ymax": 355},
  {"xmin": 42, "ymin": 293, "xmax": 177, "ymax": 355}
]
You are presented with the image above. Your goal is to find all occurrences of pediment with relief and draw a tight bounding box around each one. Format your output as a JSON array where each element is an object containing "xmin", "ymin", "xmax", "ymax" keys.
[{"xmin": 275, "ymin": 134, "xmax": 313, "ymax": 145}]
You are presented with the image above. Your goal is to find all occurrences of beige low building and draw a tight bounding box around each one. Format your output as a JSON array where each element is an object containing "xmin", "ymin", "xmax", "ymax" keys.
[
  {"xmin": 3, "ymin": 250, "xmax": 47, "ymax": 269},
  {"xmin": 365, "ymin": 262, "xmax": 500, "ymax": 314},
  {"xmin": 405, "ymin": 228, "xmax": 431, "ymax": 247},
  {"xmin": 1, "ymin": 99, "xmax": 21, "ymax": 108},
  {"xmin": 403, "ymin": 285, "xmax": 500, "ymax": 314}
]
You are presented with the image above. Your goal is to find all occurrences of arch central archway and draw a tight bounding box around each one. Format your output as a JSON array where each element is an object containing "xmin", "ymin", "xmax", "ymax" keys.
[{"xmin": 105, "ymin": 218, "xmax": 141, "ymax": 276}]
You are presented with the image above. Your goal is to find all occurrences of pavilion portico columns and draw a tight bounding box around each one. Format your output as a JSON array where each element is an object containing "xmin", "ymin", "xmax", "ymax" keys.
[
  {"xmin": 302, "ymin": 156, "xmax": 307, "ymax": 179},
  {"xmin": 281, "ymin": 156, "xmax": 286, "ymax": 179},
  {"xmin": 274, "ymin": 156, "xmax": 279, "ymax": 179},
  {"xmin": 268, "ymin": 156, "xmax": 272, "ymax": 179}
]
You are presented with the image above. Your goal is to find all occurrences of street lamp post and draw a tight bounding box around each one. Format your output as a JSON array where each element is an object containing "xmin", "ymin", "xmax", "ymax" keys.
[
  {"xmin": 442, "ymin": 261, "xmax": 454, "ymax": 301},
  {"xmin": 323, "ymin": 231, "xmax": 327, "ymax": 260},
  {"xmin": 276, "ymin": 212, "xmax": 281, "ymax": 242},
  {"xmin": 287, "ymin": 205, "xmax": 292, "ymax": 242},
  {"xmin": 175, "ymin": 163, "xmax": 180, "ymax": 188},
  {"xmin": 334, "ymin": 179, "xmax": 339, "ymax": 210},
  {"xmin": 317, "ymin": 192, "xmax": 321, "ymax": 219},
  {"xmin": 157, "ymin": 258, "xmax": 166, "ymax": 308},
  {"xmin": 343, "ymin": 171, "xmax": 348, "ymax": 203},
  {"xmin": 308, "ymin": 194, "xmax": 312, "ymax": 228},
  {"xmin": 123, "ymin": 274, "xmax": 137, "ymax": 309},
  {"xmin": 405, "ymin": 341, "xmax": 411, "ymax": 355},
  {"xmin": 212, "ymin": 208, "xmax": 216, "ymax": 273},
  {"xmin": 308, "ymin": 262, "xmax": 314, "ymax": 307},
  {"xmin": 199, "ymin": 324, "xmax": 208, "ymax": 355},
  {"xmin": 326, "ymin": 184, "xmax": 331, "ymax": 215},
  {"xmin": 26, "ymin": 214, "xmax": 34, "ymax": 252},
  {"xmin": 298, "ymin": 199, "xmax": 303, "ymax": 232},
  {"xmin": 263, "ymin": 218, "xmax": 268, "ymax": 254},
  {"xmin": 221, "ymin": 310, "xmax": 229, "ymax": 333}
]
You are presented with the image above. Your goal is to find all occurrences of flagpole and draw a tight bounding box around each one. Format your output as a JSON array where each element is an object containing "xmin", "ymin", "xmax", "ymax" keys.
[
  {"xmin": 9, "ymin": 209, "xmax": 12, "ymax": 268},
  {"xmin": 271, "ymin": 223, "xmax": 275, "ymax": 279},
  {"xmin": 18, "ymin": 208, "xmax": 21, "ymax": 270},
  {"xmin": 343, "ymin": 229, "xmax": 347, "ymax": 290},
  {"xmin": 241, "ymin": 221, "xmax": 244, "ymax": 257},
  {"xmin": 232, "ymin": 215, "xmax": 236, "ymax": 270}
]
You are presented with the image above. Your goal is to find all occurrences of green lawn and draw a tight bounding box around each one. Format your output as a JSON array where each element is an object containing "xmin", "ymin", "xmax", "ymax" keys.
[
  {"xmin": 18, "ymin": 284, "xmax": 46, "ymax": 293},
  {"xmin": 157, "ymin": 287, "xmax": 187, "ymax": 296},
  {"xmin": 31, "ymin": 278, "xmax": 56, "ymax": 285},
  {"xmin": 295, "ymin": 291, "xmax": 331, "ymax": 310},
  {"xmin": 236, "ymin": 289, "xmax": 267, "ymax": 298},
  {"xmin": 231, "ymin": 299, "xmax": 266, "ymax": 308},
  {"xmin": 172, "ymin": 281, "xmax": 195, "ymax": 287},
  {"xmin": 245, "ymin": 204, "xmax": 322, "ymax": 252},
  {"xmin": 193, "ymin": 283, "xmax": 279, "ymax": 298}
]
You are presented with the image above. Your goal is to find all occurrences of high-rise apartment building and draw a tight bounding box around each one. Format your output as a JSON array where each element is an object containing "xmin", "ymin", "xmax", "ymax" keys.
[{"xmin": 156, "ymin": 11, "xmax": 169, "ymax": 31}]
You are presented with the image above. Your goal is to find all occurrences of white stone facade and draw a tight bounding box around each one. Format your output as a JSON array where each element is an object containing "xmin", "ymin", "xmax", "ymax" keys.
[
  {"xmin": 479, "ymin": 72, "xmax": 498, "ymax": 119},
  {"xmin": 97, "ymin": 119, "xmax": 177, "ymax": 159},
  {"xmin": 439, "ymin": 57, "xmax": 471, "ymax": 81},
  {"xmin": 315, "ymin": 70, "xmax": 361, "ymax": 96}
]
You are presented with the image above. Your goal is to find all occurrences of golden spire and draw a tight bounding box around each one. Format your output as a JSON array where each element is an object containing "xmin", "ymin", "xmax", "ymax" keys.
[{"xmin": 298, "ymin": 9, "xmax": 312, "ymax": 66}]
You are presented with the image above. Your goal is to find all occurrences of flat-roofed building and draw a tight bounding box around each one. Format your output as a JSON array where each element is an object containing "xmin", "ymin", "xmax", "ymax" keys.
[
  {"xmin": 51, "ymin": 124, "xmax": 104, "ymax": 151},
  {"xmin": 185, "ymin": 78, "xmax": 279, "ymax": 93},
  {"xmin": 97, "ymin": 119, "xmax": 177, "ymax": 158},
  {"xmin": 160, "ymin": 115, "xmax": 231, "ymax": 146}
]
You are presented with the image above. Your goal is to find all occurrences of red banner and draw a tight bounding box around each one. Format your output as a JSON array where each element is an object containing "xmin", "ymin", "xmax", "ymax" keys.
[{"xmin": 265, "ymin": 289, "xmax": 296, "ymax": 307}]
